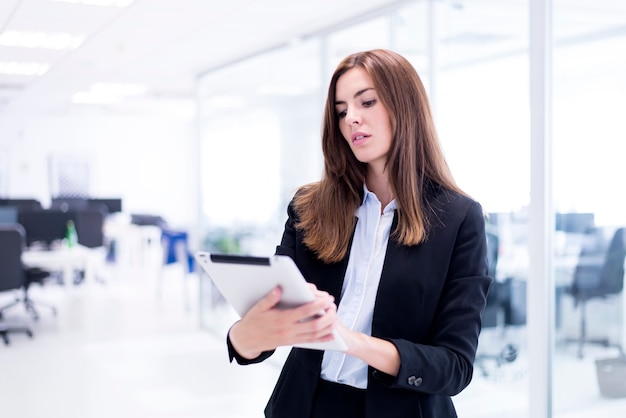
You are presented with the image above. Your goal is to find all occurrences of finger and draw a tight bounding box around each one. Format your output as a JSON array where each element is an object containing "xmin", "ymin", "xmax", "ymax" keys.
[
  {"xmin": 248, "ymin": 286, "xmax": 282, "ymax": 315},
  {"xmin": 324, "ymin": 302, "xmax": 337, "ymax": 315},
  {"xmin": 294, "ymin": 311, "xmax": 338, "ymax": 341},
  {"xmin": 293, "ymin": 296, "xmax": 335, "ymax": 321},
  {"xmin": 306, "ymin": 283, "xmax": 333, "ymax": 300},
  {"xmin": 311, "ymin": 286, "xmax": 331, "ymax": 299},
  {"xmin": 303, "ymin": 303, "xmax": 337, "ymax": 328}
]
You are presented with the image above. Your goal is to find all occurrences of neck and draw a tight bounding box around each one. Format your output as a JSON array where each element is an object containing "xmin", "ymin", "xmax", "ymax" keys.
[{"xmin": 365, "ymin": 168, "xmax": 393, "ymax": 209}]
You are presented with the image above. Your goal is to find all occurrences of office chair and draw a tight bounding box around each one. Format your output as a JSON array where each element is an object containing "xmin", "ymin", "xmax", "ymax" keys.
[
  {"xmin": 160, "ymin": 228, "xmax": 195, "ymax": 310},
  {"xmin": 0, "ymin": 225, "xmax": 56, "ymax": 322},
  {"xmin": 0, "ymin": 225, "xmax": 35, "ymax": 345},
  {"xmin": 481, "ymin": 231, "xmax": 501, "ymax": 328},
  {"xmin": 73, "ymin": 207, "xmax": 108, "ymax": 285},
  {"xmin": 475, "ymin": 231, "xmax": 519, "ymax": 377},
  {"xmin": 566, "ymin": 226, "xmax": 626, "ymax": 358},
  {"xmin": 76, "ymin": 208, "xmax": 106, "ymax": 249}
]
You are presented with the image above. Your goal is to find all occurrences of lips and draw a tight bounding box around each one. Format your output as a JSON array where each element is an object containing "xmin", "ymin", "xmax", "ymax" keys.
[{"xmin": 351, "ymin": 132, "xmax": 370, "ymax": 145}]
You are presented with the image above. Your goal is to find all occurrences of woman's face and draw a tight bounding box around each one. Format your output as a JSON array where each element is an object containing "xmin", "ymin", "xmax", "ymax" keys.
[{"xmin": 335, "ymin": 67, "xmax": 393, "ymax": 173}]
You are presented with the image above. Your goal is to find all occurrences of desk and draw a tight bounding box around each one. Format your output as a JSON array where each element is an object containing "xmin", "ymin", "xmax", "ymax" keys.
[
  {"xmin": 104, "ymin": 215, "xmax": 162, "ymax": 267},
  {"xmin": 22, "ymin": 246, "xmax": 103, "ymax": 287}
]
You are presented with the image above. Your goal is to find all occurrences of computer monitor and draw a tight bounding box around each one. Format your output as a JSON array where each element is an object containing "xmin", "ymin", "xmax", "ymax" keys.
[
  {"xmin": 50, "ymin": 197, "xmax": 89, "ymax": 212},
  {"xmin": 18, "ymin": 210, "xmax": 76, "ymax": 248},
  {"xmin": 0, "ymin": 198, "xmax": 43, "ymax": 212},
  {"xmin": 88, "ymin": 198, "xmax": 122, "ymax": 213},
  {"xmin": 555, "ymin": 213, "xmax": 595, "ymax": 234},
  {"xmin": 0, "ymin": 206, "xmax": 18, "ymax": 224}
]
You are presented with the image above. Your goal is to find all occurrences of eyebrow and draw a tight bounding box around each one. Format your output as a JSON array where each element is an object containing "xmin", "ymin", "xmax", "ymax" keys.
[{"xmin": 334, "ymin": 87, "xmax": 374, "ymax": 106}]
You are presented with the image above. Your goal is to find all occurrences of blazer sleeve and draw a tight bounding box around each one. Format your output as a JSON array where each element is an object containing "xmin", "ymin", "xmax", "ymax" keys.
[
  {"xmin": 373, "ymin": 200, "xmax": 492, "ymax": 396},
  {"xmin": 226, "ymin": 327, "xmax": 275, "ymax": 365}
]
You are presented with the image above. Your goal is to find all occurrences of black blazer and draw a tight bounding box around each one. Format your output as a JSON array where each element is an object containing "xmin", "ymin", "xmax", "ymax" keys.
[{"xmin": 229, "ymin": 186, "xmax": 492, "ymax": 418}]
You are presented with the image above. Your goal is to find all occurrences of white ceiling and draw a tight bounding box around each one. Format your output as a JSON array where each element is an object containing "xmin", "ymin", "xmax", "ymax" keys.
[
  {"xmin": 0, "ymin": 0, "xmax": 405, "ymax": 116},
  {"xmin": 1, "ymin": 0, "xmax": 625, "ymax": 118}
]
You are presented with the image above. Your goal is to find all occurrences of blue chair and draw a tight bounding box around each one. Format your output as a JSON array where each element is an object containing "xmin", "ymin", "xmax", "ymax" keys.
[
  {"xmin": 161, "ymin": 229, "xmax": 194, "ymax": 273},
  {"xmin": 160, "ymin": 228, "xmax": 195, "ymax": 310}
]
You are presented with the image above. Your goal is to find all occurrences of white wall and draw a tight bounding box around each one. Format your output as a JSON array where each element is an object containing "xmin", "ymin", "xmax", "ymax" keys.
[{"xmin": 0, "ymin": 102, "xmax": 200, "ymax": 234}]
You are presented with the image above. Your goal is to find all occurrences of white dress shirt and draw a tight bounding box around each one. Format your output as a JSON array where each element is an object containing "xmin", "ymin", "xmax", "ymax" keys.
[{"xmin": 320, "ymin": 184, "xmax": 396, "ymax": 389}]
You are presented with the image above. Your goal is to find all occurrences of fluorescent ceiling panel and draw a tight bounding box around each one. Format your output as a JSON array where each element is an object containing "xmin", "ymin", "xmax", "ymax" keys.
[
  {"xmin": 72, "ymin": 82, "xmax": 147, "ymax": 104},
  {"xmin": 0, "ymin": 61, "xmax": 50, "ymax": 76},
  {"xmin": 0, "ymin": 30, "xmax": 85, "ymax": 50},
  {"xmin": 49, "ymin": 0, "xmax": 134, "ymax": 7}
]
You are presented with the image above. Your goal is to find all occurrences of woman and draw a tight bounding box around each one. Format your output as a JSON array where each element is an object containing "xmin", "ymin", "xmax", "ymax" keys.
[{"xmin": 228, "ymin": 49, "xmax": 492, "ymax": 418}]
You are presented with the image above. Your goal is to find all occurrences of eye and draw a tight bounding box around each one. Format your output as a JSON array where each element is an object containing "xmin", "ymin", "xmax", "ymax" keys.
[
  {"xmin": 363, "ymin": 99, "xmax": 376, "ymax": 107},
  {"xmin": 336, "ymin": 109, "xmax": 347, "ymax": 119}
]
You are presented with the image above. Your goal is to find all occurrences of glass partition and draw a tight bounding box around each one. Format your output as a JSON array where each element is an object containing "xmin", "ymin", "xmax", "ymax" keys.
[
  {"xmin": 197, "ymin": 40, "xmax": 323, "ymax": 254},
  {"xmin": 435, "ymin": 1, "xmax": 531, "ymax": 417},
  {"xmin": 196, "ymin": 39, "xmax": 323, "ymax": 331},
  {"xmin": 552, "ymin": 1, "xmax": 626, "ymax": 416}
]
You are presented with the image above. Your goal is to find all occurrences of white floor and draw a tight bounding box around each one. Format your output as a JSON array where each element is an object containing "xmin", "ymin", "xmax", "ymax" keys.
[
  {"xmin": 1, "ymin": 260, "xmax": 625, "ymax": 418},
  {"xmin": 0, "ymin": 262, "xmax": 280, "ymax": 418}
]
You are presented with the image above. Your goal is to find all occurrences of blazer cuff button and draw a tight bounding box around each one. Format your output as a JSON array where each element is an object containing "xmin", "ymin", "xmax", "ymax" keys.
[{"xmin": 408, "ymin": 376, "xmax": 423, "ymax": 387}]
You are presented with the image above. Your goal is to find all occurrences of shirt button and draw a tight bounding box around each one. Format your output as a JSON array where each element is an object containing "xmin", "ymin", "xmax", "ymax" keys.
[{"xmin": 408, "ymin": 376, "xmax": 416, "ymax": 385}]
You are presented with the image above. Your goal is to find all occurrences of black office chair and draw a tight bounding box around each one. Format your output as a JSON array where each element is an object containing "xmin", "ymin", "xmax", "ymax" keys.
[
  {"xmin": 76, "ymin": 207, "xmax": 107, "ymax": 249},
  {"xmin": 475, "ymin": 231, "xmax": 519, "ymax": 377},
  {"xmin": 0, "ymin": 225, "xmax": 56, "ymax": 322},
  {"xmin": 72, "ymin": 207, "xmax": 108, "ymax": 285},
  {"xmin": 566, "ymin": 226, "xmax": 626, "ymax": 358},
  {"xmin": 481, "ymin": 231, "xmax": 501, "ymax": 328},
  {"xmin": 0, "ymin": 225, "xmax": 35, "ymax": 345}
]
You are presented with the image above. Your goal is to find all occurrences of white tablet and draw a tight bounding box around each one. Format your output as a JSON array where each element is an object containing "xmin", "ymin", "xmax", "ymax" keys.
[{"xmin": 194, "ymin": 251, "xmax": 347, "ymax": 352}]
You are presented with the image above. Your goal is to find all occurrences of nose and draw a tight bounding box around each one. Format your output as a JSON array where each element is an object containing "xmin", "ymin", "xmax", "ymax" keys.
[{"xmin": 345, "ymin": 108, "xmax": 361, "ymax": 125}]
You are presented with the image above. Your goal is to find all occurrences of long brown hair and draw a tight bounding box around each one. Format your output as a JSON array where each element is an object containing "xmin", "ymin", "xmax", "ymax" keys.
[{"xmin": 294, "ymin": 49, "xmax": 464, "ymax": 263}]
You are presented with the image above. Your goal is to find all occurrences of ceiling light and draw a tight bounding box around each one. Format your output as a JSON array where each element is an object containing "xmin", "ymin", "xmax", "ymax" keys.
[
  {"xmin": 72, "ymin": 91, "xmax": 121, "ymax": 105},
  {"xmin": 204, "ymin": 95, "xmax": 247, "ymax": 109},
  {"xmin": 90, "ymin": 82, "xmax": 147, "ymax": 96},
  {"xmin": 71, "ymin": 82, "xmax": 147, "ymax": 105},
  {"xmin": 50, "ymin": 0, "xmax": 134, "ymax": 7},
  {"xmin": 0, "ymin": 30, "xmax": 84, "ymax": 50},
  {"xmin": 0, "ymin": 61, "xmax": 50, "ymax": 76}
]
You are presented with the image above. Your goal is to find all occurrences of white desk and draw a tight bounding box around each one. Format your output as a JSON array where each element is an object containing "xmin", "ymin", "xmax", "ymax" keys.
[{"xmin": 22, "ymin": 245, "xmax": 103, "ymax": 287}]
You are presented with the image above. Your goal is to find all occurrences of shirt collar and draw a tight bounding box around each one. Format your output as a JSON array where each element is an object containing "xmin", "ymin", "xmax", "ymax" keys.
[{"xmin": 361, "ymin": 183, "xmax": 397, "ymax": 213}]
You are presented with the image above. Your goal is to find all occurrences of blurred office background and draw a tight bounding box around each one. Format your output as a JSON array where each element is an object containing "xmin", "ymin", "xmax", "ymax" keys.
[{"xmin": 1, "ymin": 1, "xmax": 625, "ymax": 417}]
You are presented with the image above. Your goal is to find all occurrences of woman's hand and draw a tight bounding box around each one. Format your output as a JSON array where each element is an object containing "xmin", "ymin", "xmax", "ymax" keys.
[
  {"xmin": 334, "ymin": 317, "xmax": 401, "ymax": 378},
  {"xmin": 333, "ymin": 320, "xmax": 361, "ymax": 354},
  {"xmin": 229, "ymin": 284, "xmax": 339, "ymax": 359}
]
